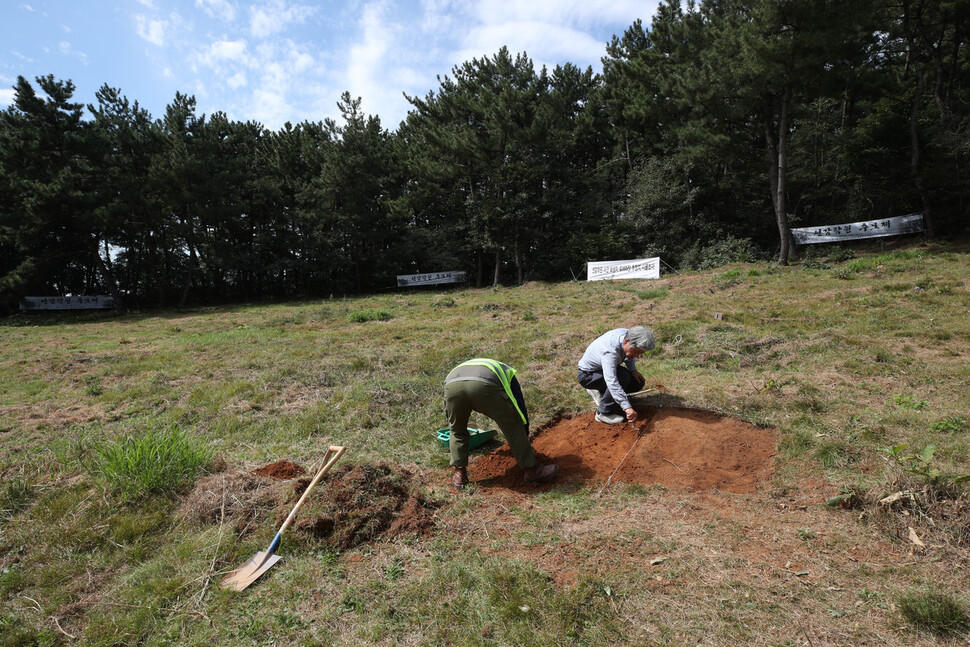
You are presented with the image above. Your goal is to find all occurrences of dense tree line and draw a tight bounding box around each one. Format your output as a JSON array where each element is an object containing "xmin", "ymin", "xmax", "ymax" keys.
[{"xmin": 2, "ymin": 0, "xmax": 968, "ymax": 313}]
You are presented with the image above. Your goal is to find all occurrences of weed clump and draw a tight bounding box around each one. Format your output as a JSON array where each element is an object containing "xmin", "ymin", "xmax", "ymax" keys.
[
  {"xmin": 898, "ymin": 590, "xmax": 970, "ymax": 636},
  {"xmin": 0, "ymin": 478, "xmax": 34, "ymax": 522},
  {"xmin": 91, "ymin": 424, "xmax": 212, "ymax": 502},
  {"xmin": 347, "ymin": 309, "xmax": 393, "ymax": 322}
]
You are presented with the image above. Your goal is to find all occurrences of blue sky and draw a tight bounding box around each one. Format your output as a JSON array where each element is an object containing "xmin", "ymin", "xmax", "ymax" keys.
[{"xmin": 0, "ymin": 0, "xmax": 660, "ymax": 130}]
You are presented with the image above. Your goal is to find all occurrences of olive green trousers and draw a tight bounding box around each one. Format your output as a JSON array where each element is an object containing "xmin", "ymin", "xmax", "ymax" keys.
[{"xmin": 444, "ymin": 379, "xmax": 537, "ymax": 469}]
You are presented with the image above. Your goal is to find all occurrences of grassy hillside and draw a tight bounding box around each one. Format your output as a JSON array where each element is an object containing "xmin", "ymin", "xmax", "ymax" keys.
[{"xmin": 1, "ymin": 242, "xmax": 969, "ymax": 646}]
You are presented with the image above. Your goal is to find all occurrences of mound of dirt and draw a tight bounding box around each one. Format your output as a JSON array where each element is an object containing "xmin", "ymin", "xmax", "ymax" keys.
[
  {"xmin": 471, "ymin": 407, "xmax": 777, "ymax": 493},
  {"xmin": 178, "ymin": 470, "xmax": 294, "ymax": 534},
  {"xmin": 292, "ymin": 463, "xmax": 440, "ymax": 550},
  {"xmin": 181, "ymin": 461, "xmax": 440, "ymax": 548},
  {"xmin": 254, "ymin": 460, "xmax": 305, "ymax": 480}
]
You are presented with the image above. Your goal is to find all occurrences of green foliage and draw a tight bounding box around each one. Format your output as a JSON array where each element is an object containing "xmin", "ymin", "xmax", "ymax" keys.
[
  {"xmin": 898, "ymin": 590, "xmax": 970, "ymax": 636},
  {"xmin": 825, "ymin": 246, "xmax": 855, "ymax": 263},
  {"xmin": 682, "ymin": 236, "xmax": 762, "ymax": 271},
  {"xmin": 0, "ymin": 478, "xmax": 34, "ymax": 522},
  {"xmin": 83, "ymin": 375, "xmax": 104, "ymax": 396},
  {"xmin": 0, "ymin": 619, "xmax": 57, "ymax": 647},
  {"xmin": 347, "ymin": 309, "xmax": 393, "ymax": 323},
  {"xmin": 636, "ymin": 288, "xmax": 669, "ymax": 300},
  {"xmin": 885, "ymin": 443, "xmax": 970, "ymax": 488},
  {"xmin": 892, "ymin": 394, "xmax": 927, "ymax": 410},
  {"xmin": 932, "ymin": 416, "xmax": 966, "ymax": 434},
  {"xmin": 825, "ymin": 486, "xmax": 865, "ymax": 509},
  {"xmin": 90, "ymin": 424, "xmax": 212, "ymax": 502},
  {"xmin": 813, "ymin": 440, "xmax": 854, "ymax": 469}
]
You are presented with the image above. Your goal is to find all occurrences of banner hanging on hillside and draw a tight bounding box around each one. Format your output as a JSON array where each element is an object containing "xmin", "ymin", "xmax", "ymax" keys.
[
  {"xmin": 792, "ymin": 214, "xmax": 924, "ymax": 245},
  {"xmin": 587, "ymin": 258, "xmax": 660, "ymax": 281},
  {"xmin": 396, "ymin": 271, "xmax": 466, "ymax": 287},
  {"xmin": 20, "ymin": 296, "xmax": 115, "ymax": 310}
]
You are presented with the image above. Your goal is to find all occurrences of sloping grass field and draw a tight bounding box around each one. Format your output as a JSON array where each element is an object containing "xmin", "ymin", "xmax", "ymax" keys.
[{"xmin": 1, "ymin": 242, "xmax": 969, "ymax": 646}]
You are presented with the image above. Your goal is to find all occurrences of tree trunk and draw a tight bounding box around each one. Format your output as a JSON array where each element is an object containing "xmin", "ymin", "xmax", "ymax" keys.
[
  {"xmin": 492, "ymin": 249, "xmax": 501, "ymax": 287},
  {"xmin": 97, "ymin": 238, "xmax": 126, "ymax": 313},
  {"xmin": 766, "ymin": 88, "xmax": 795, "ymax": 266},
  {"xmin": 903, "ymin": 0, "xmax": 936, "ymax": 237},
  {"xmin": 177, "ymin": 210, "xmax": 196, "ymax": 308}
]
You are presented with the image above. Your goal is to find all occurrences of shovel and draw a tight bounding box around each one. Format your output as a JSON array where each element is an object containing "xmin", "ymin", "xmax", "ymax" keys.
[{"xmin": 221, "ymin": 445, "xmax": 346, "ymax": 591}]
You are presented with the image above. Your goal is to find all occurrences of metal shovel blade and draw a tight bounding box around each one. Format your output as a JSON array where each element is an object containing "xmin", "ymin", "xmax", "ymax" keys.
[{"xmin": 221, "ymin": 551, "xmax": 282, "ymax": 591}]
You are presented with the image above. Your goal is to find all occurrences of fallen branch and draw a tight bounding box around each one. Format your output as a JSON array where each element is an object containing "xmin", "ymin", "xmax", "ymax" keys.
[{"xmin": 51, "ymin": 616, "xmax": 77, "ymax": 640}]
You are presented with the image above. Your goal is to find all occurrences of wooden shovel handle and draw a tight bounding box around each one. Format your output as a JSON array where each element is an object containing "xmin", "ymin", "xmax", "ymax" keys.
[{"xmin": 277, "ymin": 445, "xmax": 345, "ymax": 537}]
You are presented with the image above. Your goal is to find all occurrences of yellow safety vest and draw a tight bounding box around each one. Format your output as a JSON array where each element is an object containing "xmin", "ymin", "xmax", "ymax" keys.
[{"xmin": 456, "ymin": 358, "xmax": 527, "ymax": 424}]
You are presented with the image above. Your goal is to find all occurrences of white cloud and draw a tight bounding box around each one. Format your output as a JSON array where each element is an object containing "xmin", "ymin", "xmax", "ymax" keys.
[
  {"xmin": 459, "ymin": 21, "xmax": 605, "ymax": 69},
  {"xmin": 207, "ymin": 39, "xmax": 248, "ymax": 63},
  {"xmin": 21, "ymin": 3, "xmax": 35, "ymax": 11},
  {"xmin": 58, "ymin": 41, "xmax": 89, "ymax": 65},
  {"xmin": 249, "ymin": 0, "xmax": 315, "ymax": 40},
  {"xmin": 135, "ymin": 14, "xmax": 168, "ymax": 46},
  {"xmin": 473, "ymin": 0, "xmax": 654, "ymax": 26},
  {"xmin": 337, "ymin": 0, "xmax": 425, "ymax": 125},
  {"xmin": 251, "ymin": 85, "xmax": 290, "ymax": 125},
  {"xmin": 196, "ymin": 0, "xmax": 236, "ymax": 22},
  {"xmin": 0, "ymin": 88, "xmax": 15, "ymax": 107},
  {"xmin": 227, "ymin": 71, "xmax": 247, "ymax": 88}
]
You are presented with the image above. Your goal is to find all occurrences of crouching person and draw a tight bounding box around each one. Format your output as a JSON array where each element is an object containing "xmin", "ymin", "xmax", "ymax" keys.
[
  {"xmin": 444, "ymin": 358, "xmax": 559, "ymax": 488},
  {"xmin": 577, "ymin": 326, "xmax": 655, "ymax": 424}
]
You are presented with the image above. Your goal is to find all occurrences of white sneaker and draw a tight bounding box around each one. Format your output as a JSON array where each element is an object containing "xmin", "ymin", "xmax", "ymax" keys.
[
  {"xmin": 595, "ymin": 412, "xmax": 625, "ymax": 424},
  {"xmin": 586, "ymin": 389, "xmax": 603, "ymax": 405}
]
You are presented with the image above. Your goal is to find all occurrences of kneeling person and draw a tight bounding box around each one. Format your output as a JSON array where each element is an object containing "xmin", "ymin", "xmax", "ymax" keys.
[
  {"xmin": 577, "ymin": 326, "xmax": 655, "ymax": 424},
  {"xmin": 445, "ymin": 358, "xmax": 559, "ymax": 488}
]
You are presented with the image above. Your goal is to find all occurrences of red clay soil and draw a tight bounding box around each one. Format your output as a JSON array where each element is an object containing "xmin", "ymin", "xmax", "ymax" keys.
[
  {"xmin": 470, "ymin": 406, "xmax": 777, "ymax": 493},
  {"xmin": 253, "ymin": 460, "xmax": 306, "ymax": 480}
]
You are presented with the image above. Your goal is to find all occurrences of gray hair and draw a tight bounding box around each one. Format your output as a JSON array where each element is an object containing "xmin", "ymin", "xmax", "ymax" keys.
[{"xmin": 626, "ymin": 326, "xmax": 655, "ymax": 351}]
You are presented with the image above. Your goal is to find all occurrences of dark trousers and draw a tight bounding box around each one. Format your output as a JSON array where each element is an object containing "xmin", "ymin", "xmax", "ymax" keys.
[
  {"xmin": 444, "ymin": 377, "xmax": 535, "ymax": 469},
  {"xmin": 577, "ymin": 366, "xmax": 637, "ymax": 415}
]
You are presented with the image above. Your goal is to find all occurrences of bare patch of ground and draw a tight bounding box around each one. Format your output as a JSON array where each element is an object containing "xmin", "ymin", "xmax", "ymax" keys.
[
  {"xmin": 293, "ymin": 463, "xmax": 441, "ymax": 549},
  {"xmin": 179, "ymin": 461, "xmax": 441, "ymax": 549},
  {"xmin": 253, "ymin": 460, "xmax": 305, "ymax": 480},
  {"xmin": 470, "ymin": 407, "xmax": 777, "ymax": 493},
  {"xmin": 1, "ymin": 401, "xmax": 107, "ymax": 433}
]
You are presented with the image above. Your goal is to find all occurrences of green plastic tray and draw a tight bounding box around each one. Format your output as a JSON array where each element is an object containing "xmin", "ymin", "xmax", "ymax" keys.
[{"xmin": 435, "ymin": 427, "xmax": 497, "ymax": 450}]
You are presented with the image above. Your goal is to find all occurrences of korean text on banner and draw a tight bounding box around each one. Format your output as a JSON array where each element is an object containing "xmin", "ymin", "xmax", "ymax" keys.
[
  {"xmin": 792, "ymin": 214, "xmax": 924, "ymax": 245},
  {"xmin": 20, "ymin": 296, "xmax": 116, "ymax": 310},
  {"xmin": 587, "ymin": 258, "xmax": 660, "ymax": 281},
  {"xmin": 396, "ymin": 271, "xmax": 466, "ymax": 287}
]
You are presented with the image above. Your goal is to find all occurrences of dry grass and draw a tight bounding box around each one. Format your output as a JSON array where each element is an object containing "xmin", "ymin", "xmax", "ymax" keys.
[{"xmin": 1, "ymin": 241, "xmax": 969, "ymax": 645}]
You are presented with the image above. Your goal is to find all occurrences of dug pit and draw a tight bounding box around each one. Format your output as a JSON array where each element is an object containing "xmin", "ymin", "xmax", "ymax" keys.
[
  {"xmin": 292, "ymin": 463, "xmax": 441, "ymax": 549},
  {"xmin": 470, "ymin": 407, "xmax": 777, "ymax": 493},
  {"xmin": 180, "ymin": 462, "xmax": 440, "ymax": 548}
]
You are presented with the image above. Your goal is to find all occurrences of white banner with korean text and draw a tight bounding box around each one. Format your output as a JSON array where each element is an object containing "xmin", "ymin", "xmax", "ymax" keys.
[
  {"xmin": 792, "ymin": 214, "xmax": 924, "ymax": 245},
  {"xmin": 20, "ymin": 296, "xmax": 116, "ymax": 310},
  {"xmin": 396, "ymin": 271, "xmax": 466, "ymax": 287},
  {"xmin": 587, "ymin": 257, "xmax": 660, "ymax": 281}
]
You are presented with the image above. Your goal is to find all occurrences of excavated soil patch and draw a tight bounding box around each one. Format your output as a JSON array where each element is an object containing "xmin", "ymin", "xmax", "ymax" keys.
[
  {"xmin": 471, "ymin": 407, "xmax": 777, "ymax": 493},
  {"xmin": 254, "ymin": 460, "xmax": 305, "ymax": 480},
  {"xmin": 180, "ymin": 462, "xmax": 440, "ymax": 548},
  {"xmin": 293, "ymin": 463, "xmax": 441, "ymax": 549},
  {"xmin": 178, "ymin": 470, "xmax": 293, "ymax": 535}
]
